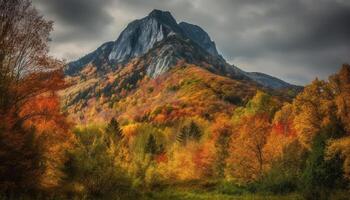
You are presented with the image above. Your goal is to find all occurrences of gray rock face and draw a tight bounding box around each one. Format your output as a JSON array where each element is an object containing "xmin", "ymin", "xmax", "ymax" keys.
[
  {"xmin": 108, "ymin": 10, "xmax": 184, "ymax": 63},
  {"xmin": 142, "ymin": 35, "xmax": 248, "ymax": 80},
  {"xmin": 179, "ymin": 22, "xmax": 220, "ymax": 57},
  {"xmin": 146, "ymin": 43, "xmax": 178, "ymax": 77}
]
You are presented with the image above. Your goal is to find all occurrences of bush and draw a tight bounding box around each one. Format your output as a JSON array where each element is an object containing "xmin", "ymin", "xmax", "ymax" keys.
[
  {"xmin": 300, "ymin": 125, "xmax": 346, "ymax": 200},
  {"xmin": 63, "ymin": 126, "xmax": 139, "ymax": 199},
  {"xmin": 215, "ymin": 181, "xmax": 248, "ymax": 195},
  {"xmin": 253, "ymin": 140, "xmax": 306, "ymax": 195},
  {"xmin": 166, "ymin": 84, "xmax": 180, "ymax": 92},
  {"xmin": 257, "ymin": 173, "xmax": 297, "ymax": 194}
]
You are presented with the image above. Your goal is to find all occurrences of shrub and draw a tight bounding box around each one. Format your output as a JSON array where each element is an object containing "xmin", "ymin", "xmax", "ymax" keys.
[
  {"xmin": 166, "ymin": 84, "xmax": 180, "ymax": 92},
  {"xmin": 215, "ymin": 181, "xmax": 248, "ymax": 195},
  {"xmin": 257, "ymin": 169, "xmax": 297, "ymax": 194},
  {"xmin": 252, "ymin": 140, "xmax": 306, "ymax": 194},
  {"xmin": 63, "ymin": 126, "xmax": 139, "ymax": 199},
  {"xmin": 300, "ymin": 125, "xmax": 346, "ymax": 200}
]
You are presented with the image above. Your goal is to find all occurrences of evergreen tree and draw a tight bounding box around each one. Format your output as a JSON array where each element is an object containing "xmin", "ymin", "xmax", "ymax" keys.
[
  {"xmin": 177, "ymin": 121, "xmax": 202, "ymax": 145},
  {"xmin": 145, "ymin": 134, "xmax": 157, "ymax": 155},
  {"xmin": 105, "ymin": 118, "xmax": 123, "ymax": 141},
  {"xmin": 189, "ymin": 121, "xmax": 202, "ymax": 141},
  {"xmin": 215, "ymin": 130, "xmax": 231, "ymax": 178},
  {"xmin": 177, "ymin": 126, "xmax": 189, "ymax": 145}
]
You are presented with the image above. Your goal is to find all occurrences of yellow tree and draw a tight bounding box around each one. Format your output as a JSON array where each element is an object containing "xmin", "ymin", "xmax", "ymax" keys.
[
  {"xmin": 292, "ymin": 78, "xmax": 335, "ymax": 148},
  {"xmin": 227, "ymin": 114, "xmax": 271, "ymax": 182},
  {"xmin": 325, "ymin": 64, "xmax": 350, "ymax": 179},
  {"xmin": 329, "ymin": 64, "xmax": 350, "ymax": 132},
  {"xmin": 326, "ymin": 137, "xmax": 350, "ymax": 180}
]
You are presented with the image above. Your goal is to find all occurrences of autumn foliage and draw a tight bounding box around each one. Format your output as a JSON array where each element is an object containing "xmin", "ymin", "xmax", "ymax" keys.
[
  {"xmin": 1, "ymin": 0, "xmax": 350, "ymax": 199},
  {"xmin": 0, "ymin": 0, "xmax": 73, "ymax": 195}
]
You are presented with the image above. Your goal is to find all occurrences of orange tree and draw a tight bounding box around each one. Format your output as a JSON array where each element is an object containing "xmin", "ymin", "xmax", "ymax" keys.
[{"xmin": 0, "ymin": 0, "xmax": 73, "ymax": 195}]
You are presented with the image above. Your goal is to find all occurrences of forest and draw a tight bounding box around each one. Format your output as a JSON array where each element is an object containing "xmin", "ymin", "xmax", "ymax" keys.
[{"xmin": 0, "ymin": 1, "xmax": 349, "ymax": 200}]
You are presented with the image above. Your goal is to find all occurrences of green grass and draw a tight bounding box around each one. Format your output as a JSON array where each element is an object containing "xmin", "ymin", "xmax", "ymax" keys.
[
  {"xmin": 1, "ymin": 179, "xmax": 348, "ymax": 200},
  {"xmin": 145, "ymin": 189, "xmax": 303, "ymax": 200},
  {"xmin": 142, "ymin": 184, "xmax": 350, "ymax": 200},
  {"xmin": 140, "ymin": 180, "xmax": 304, "ymax": 200}
]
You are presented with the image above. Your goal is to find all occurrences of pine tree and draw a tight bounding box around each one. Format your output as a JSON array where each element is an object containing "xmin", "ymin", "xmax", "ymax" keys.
[
  {"xmin": 215, "ymin": 130, "xmax": 231, "ymax": 178},
  {"xmin": 189, "ymin": 121, "xmax": 202, "ymax": 141},
  {"xmin": 177, "ymin": 126, "xmax": 189, "ymax": 145},
  {"xmin": 145, "ymin": 134, "xmax": 157, "ymax": 155},
  {"xmin": 105, "ymin": 117, "xmax": 124, "ymax": 141},
  {"xmin": 177, "ymin": 121, "xmax": 202, "ymax": 145}
]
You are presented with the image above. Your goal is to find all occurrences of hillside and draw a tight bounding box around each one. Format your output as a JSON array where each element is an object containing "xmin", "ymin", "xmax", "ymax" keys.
[
  {"xmin": 62, "ymin": 34, "xmax": 295, "ymax": 124},
  {"xmin": 62, "ymin": 63, "xmax": 260, "ymax": 124}
]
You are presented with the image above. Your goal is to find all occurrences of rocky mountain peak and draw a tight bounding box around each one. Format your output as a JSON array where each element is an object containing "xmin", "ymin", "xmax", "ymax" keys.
[
  {"xmin": 179, "ymin": 22, "xmax": 220, "ymax": 57},
  {"xmin": 106, "ymin": 9, "xmax": 184, "ymax": 64},
  {"xmin": 148, "ymin": 9, "xmax": 176, "ymax": 24}
]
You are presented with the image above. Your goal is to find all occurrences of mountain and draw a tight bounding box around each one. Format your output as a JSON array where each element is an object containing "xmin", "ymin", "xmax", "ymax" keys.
[
  {"xmin": 65, "ymin": 10, "xmax": 220, "ymax": 75},
  {"xmin": 62, "ymin": 9, "xmax": 301, "ymax": 123},
  {"xmin": 65, "ymin": 10, "xmax": 297, "ymax": 90}
]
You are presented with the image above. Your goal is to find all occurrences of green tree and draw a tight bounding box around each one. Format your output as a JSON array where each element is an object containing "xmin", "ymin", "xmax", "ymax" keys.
[
  {"xmin": 245, "ymin": 91, "xmax": 278, "ymax": 117},
  {"xmin": 189, "ymin": 121, "xmax": 202, "ymax": 141},
  {"xmin": 214, "ymin": 129, "xmax": 231, "ymax": 178},
  {"xmin": 64, "ymin": 126, "xmax": 137, "ymax": 199},
  {"xmin": 258, "ymin": 140, "xmax": 307, "ymax": 194},
  {"xmin": 300, "ymin": 124, "xmax": 345, "ymax": 200},
  {"xmin": 177, "ymin": 121, "xmax": 202, "ymax": 145},
  {"xmin": 145, "ymin": 134, "xmax": 157, "ymax": 155},
  {"xmin": 105, "ymin": 117, "xmax": 123, "ymax": 141},
  {"xmin": 177, "ymin": 126, "xmax": 188, "ymax": 145}
]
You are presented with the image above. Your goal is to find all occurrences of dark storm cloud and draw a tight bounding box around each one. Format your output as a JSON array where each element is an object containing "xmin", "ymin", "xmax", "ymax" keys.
[
  {"xmin": 32, "ymin": 0, "xmax": 350, "ymax": 85},
  {"xmin": 33, "ymin": 0, "xmax": 121, "ymax": 61},
  {"xmin": 211, "ymin": 0, "xmax": 350, "ymax": 56},
  {"xmin": 35, "ymin": 0, "xmax": 113, "ymax": 30},
  {"xmin": 248, "ymin": 0, "xmax": 350, "ymax": 53}
]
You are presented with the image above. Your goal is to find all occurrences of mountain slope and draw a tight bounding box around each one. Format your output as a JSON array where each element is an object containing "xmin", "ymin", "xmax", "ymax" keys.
[
  {"xmin": 245, "ymin": 72, "xmax": 294, "ymax": 89},
  {"xmin": 62, "ymin": 63, "xmax": 259, "ymax": 124},
  {"xmin": 66, "ymin": 42, "xmax": 114, "ymax": 75}
]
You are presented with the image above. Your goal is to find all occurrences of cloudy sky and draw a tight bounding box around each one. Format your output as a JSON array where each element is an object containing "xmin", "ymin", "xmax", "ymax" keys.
[{"xmin": 33, "ymin": 0, "xmax": 349, "ymax": 85}]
